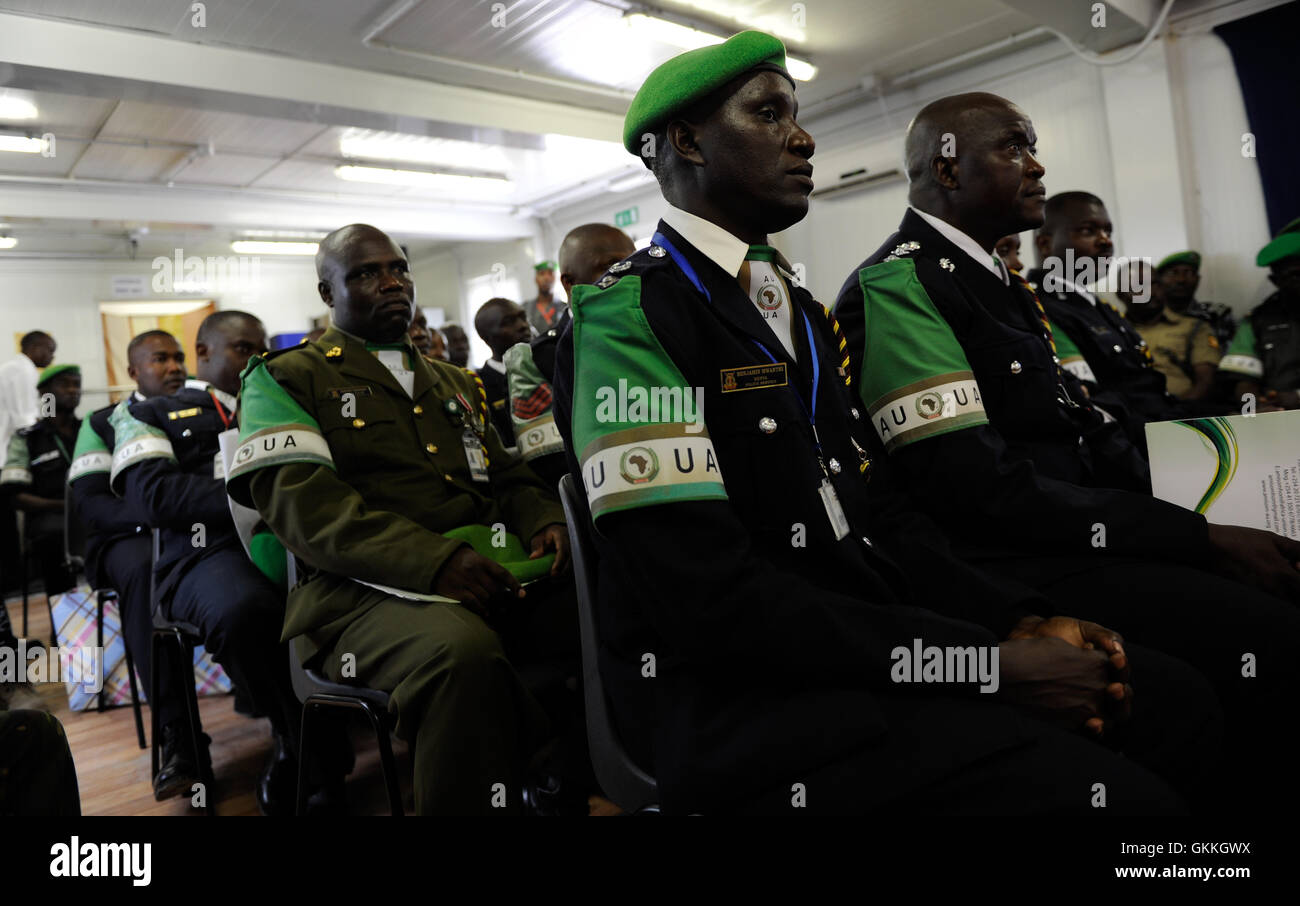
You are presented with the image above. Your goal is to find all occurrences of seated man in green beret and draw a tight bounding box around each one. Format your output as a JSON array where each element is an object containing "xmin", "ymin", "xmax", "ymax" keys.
[
  {"xmin": 1156, "ymin": 250, "xmax": 1236, "ymax": 347},
  {"xmin": 227, "ymin": 224, "xmax": 579, "ymax": 815},
  {"xmin": 551, "ymin": 31, "xmax": 1218, "ymax": 815},
  {"xmin": 1219, "ymin": 218, "xmax": 1300, "ymax": 409},
  {"xmin": 1, "ymin": 363, "xmax": 81, "ymax": 601}
]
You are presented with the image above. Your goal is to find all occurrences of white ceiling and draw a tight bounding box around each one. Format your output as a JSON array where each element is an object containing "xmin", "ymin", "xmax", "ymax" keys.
[{"xmin": 0, "ymin": 0, "xmax": 1271, "ymax": 257}]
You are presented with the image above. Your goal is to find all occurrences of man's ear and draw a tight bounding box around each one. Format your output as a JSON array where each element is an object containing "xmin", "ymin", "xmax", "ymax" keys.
[
  {"xmin": 932, "ymin": 153, "xmax": 958, "ymax": 191},
  {"xmin": 195, "ymin": 341, "xmax": 209, "ymax": 363},
  {"xmin": 318, "ymin": 280, "xmax": 334, "ymax": 307},
  {"xmin": 560, "ymin": 274, "xmax": 575, "ymax": 297},
  {"xmin": 667, "ymin": 120, "xmax": 705, "ymax": 167}
]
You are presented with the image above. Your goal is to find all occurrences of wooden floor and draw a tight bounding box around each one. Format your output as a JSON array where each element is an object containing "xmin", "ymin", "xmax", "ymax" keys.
[{"xmin": 6, "ymin": 593, "xmax": 415, "ymax": 816}]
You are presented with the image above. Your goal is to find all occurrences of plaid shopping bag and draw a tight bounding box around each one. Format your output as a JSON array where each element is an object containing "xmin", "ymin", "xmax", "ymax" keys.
[{"xmin": 50, "ymin": 583, "xmax": 231, "ymax": 710}]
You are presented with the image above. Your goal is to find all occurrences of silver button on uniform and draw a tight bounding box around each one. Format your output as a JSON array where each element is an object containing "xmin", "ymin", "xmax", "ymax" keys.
[
  {"xmin": 1112, "ymin": 344, "xmax": 1122, "ymax": 354},
  {"xmin": 829, "ymin": 458, "xmax": 842, "ymax": 474},
  {"xmin": 759, "ymin": 417, "xmax": 777, "ymax": 434},
  {"xmin": 1010, "ymin": 360, "xmax": 1022, "ymax": 374}
]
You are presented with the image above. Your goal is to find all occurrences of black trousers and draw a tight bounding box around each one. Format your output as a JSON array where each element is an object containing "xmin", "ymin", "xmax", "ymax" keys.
[
  {"xmin": 736, "ymin": 643, "xmax": 1217, "ymax": 815},
  {"xmin": 976, "ymin": 553, "xmax": 1300, "ymax": 812},
  {"xmin": 167, "ymin": 545, "xmax": 302, "ymax": 755},
  {"xmin": 99, "ymin": 535, "xmax": 180, "ymax": 728}
]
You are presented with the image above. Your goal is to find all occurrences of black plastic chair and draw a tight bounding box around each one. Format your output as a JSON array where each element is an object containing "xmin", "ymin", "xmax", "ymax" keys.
[
  {"xmin": 284, "ymin": 553, "xmax": 403, "ymax": 816},
  {"xmin": 556, "ymin": 473, "xmax": 659, "ymax": 814},
  {"xmin": 149, "ymin": 529, "xmax": 216, "ymax": 815},
  {"xmin": 64, "ymin": 483, "xmax": 145, "ymax": 748}
]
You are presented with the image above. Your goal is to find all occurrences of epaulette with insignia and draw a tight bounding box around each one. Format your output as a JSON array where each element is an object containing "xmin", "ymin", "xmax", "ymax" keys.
[{"xmin": 882, "ymin": 240, "xmax": 921, "ymax": 263}]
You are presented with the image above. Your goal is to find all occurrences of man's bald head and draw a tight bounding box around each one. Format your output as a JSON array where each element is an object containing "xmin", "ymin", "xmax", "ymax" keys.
[
  {"xmin": 558, "ymin": 223, "xmax": 636, "ymax": 295},
  {"xmin": 315, "ymin": 223, "xmax": 415, "ymax": 342},
  {"xmin": 474, "ymin": 297, "xmax": 531, "ymax": 359},
  {"xmin": 903, "ymin": 91, "xmax": 1046, "ymax": 250}
]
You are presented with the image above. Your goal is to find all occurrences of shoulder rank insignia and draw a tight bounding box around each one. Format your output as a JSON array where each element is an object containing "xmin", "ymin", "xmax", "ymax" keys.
[
  {"xmin": 325, "ymin": 346, "xmax": 342, "ymax": 358},
  {"xmin": 648, "ymin": 245, "xmax": 666, "ymax": 258},
  {"xmin": 596, "ymin": 274, "xmax": 619, "ymax": 288},
  {"xmin": 891, "ymin": 240, "xmax": 921, "ymax": 257},
  {"xmin": 938, "ymin": 257, "xmax": 955, "ymax": 272},
  {"xmin": 608, "ymin": 260, "xmax": 632, "ymax": 273},
  {"xmin": 167, "ymin": 407, "xmax": 202, "ymax": 420}
]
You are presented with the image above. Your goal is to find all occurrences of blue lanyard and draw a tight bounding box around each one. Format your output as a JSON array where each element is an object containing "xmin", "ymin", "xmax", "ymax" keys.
[{"xmin": 652, "ymin": 229, "xmax": 822, "ymax": 451}]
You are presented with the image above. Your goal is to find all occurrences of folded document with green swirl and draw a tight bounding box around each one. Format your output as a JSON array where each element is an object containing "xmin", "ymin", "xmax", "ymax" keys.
[{"xmin": 1147, "ymin": 409, "xmax": 1300, "ymax": 538}]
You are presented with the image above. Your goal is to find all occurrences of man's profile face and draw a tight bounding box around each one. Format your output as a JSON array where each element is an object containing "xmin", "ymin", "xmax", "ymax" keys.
[
  {"xmin": 319, "ymin": 231, "xmax": 415, "ymax": 342},
  {"xmin": 47, "ymin": 373, "xmax": 81, "ymax": 412},
  {"xmin": 129, "ymin": 335, "xmax": 186, "ymax": 397},
  {"xmin": 408, "ymin": 310, "xmax": 434, "ymax": 355},
  {"xmin": 1268, "ymin": 258, "xmax": 1300, "ymax": 301},
  {"xmin": 27, "ymin": 337, "xmax": 55, "ymax": 369},
  {"xmin": 535, "ymin": 268, "xmax": 555, "ymax": 294},
  {"xmin": 201, "ymin": 318, "xmax": 268, "ymax": 393},
  {"xmin": 443, "ymin": 326, "xmax": 470, "ymax": 367},
  {"xmin": 480, "ymin": 301, "xmax": 531, "ymax": 356},
  {"xmin": 959, "ymin": 104, "xmax": 1046, "ymax": 234},
  {"xmin": 994, "ymin": 235, "xmax": 1024, "ymax": 273},
  {"xmin": 1159, "ymin": 263, "xmax": 1200, "ymax": 303},
  {"xmin": 691, "ymin": 70, "xmax": 815, "ymax": 235},
  {"xmin": 1053, "ymin": 200, "xmax": 1113, "ymax": 275},
  {"xmin": 428, "ymin": 329, "xmax": 447, "ymax": 361}
]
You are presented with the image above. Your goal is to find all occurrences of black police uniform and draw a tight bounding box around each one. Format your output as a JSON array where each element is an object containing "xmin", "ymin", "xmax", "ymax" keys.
[
  {"xmin": 2, "ymin": 419, "xmax": 78, "ymax": 596},
  {"xmin": 835, "ymin": 209, "xmax": 1300, "ymax": 810},
  {"xmin": 68, "ymin": 401, "xmax": 174, "ymax": 727},
  {"xmin": 475, "ymin": 362, "xmax": 515, "ymax": 446},
  {"xmin": 553, "ymin": 218, "xmax": 1205, "ymax": 815},
  {"xmin": 110, "ymin": 380, "xmax": 303, "ymax": 756}
]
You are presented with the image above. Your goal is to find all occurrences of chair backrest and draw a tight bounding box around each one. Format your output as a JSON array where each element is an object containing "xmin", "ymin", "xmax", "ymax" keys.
[
  {"xmin": 63, "ymin": 481, "xmax": 87, "ymax": 571},
  {"xmin": 557, "ymin": 473, "xmax": 658, "ymax": 813}
]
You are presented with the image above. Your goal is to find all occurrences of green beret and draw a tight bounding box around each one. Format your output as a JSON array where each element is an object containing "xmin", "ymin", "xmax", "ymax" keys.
[
  {"xmin": 622, "ymin": 30, "xmax": 789, "ymax": 155},
  {"xmin": 534, "ymin": 260, "xmax": 557, "ymax": 271},
  {"xmin": 1257, "ymin": 230, "xmax": 1300, "ymax": 268},
  {"xmin": 1155, "ymin": 250, "xmax": 1200, "ymax": 272},
  {"xmin": 37, "ymin": 363, "xmax": 79, "ymax": 386}
]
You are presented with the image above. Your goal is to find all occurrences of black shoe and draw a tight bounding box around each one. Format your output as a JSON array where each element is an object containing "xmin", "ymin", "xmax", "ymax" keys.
[
  {"xmin": 256, "ymin": 733, "xmax": 299, "ymax": 816},
  {"xmin": 154, "ymin": 722, "xmax": 209, "ymax": 801},
  {"xmin": 303, "ymin": 778, "xmax": 348, "ymax": 816}
]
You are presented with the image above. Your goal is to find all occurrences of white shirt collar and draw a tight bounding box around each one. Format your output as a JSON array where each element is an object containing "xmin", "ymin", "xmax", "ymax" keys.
[
  {"xmin": 910, "ymin": 206, "xmax": 1008, "ymax": 285},
  {"xmin": 132, "ymin": 390, "xmax": 146, "ymax": 402},
  {"xmin": 1060, "ymin": 278, "xmax": 1097, "ymax": 306},
  {"xmin": 484, "ymin": 358, "xmax": 506, "ymax": 375},
  {"xmin": 185, "ymin": 378, "xmax": 238, "ymax": 413},
  {"xmin": 661, "ymin": 204, "xmax": 751, "ymax": 278}
]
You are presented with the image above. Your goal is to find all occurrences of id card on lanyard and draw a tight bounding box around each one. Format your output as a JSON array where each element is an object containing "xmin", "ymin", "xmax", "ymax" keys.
[
  {"xmin": 652, "ymin": 230, "xmax": 850, "ymax": 540},
  {"xmin": 453, "ymin": 392, "xmax": 491, "ymax": 482}
]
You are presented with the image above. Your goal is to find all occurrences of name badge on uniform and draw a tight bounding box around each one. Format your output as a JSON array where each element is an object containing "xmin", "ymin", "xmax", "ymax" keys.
[
  {"xmin": 720, "ymin": 362, "xmax": 788, "ymax": 393},
  {"xmin": 817, "ymin": 479, "xmax": 851, "ymax": 541},
  {"xmin": 462, "ymin": 428, "xmax": 490, "ymax": 482}
]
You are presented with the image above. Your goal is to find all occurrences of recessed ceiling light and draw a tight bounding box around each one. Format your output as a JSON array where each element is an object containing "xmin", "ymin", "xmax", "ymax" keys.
[
  {"xmin": 0, "ymin": 134, "xmax": 49, "ymax": 154},
  {"xmin": 0, "ymin": 97, "xmax": 39, "ymax": 120},
  {"xmin": 335, "ymin": 164, "xmax": 510, "ymax": 190}
]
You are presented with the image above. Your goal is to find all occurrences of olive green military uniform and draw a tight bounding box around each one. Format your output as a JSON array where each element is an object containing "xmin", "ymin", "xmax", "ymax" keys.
[
  {"xmin": 1134, "ymin": 308, "xmax": 1222, "ymax": 398},
  {"xmin": 225, "ymin": 325, "xmax": 568, "ymax": 815}
]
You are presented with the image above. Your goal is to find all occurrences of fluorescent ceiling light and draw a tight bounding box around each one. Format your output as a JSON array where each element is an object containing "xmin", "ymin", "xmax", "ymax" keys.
[
  {"xmin": 608, "ymin": 171, "xmax": 655, "ymax": 192},
  {"xmin": 0, "ymin": 96, "xmax": 38, "ymax": 120},
  {"xmin": 0, "ymin": 237, "xmax": 16, "ymax": 249},
  {"xmin": 671, "ymin": 1, "xmax": 806, "ymax": 43},
  {"xmin": 335, "ymin": 164, "xmax": 510, "ymax": 190},
  {"xmin": 625, "ymin": 13, "xmax": 815, "ymax": 80},
  {"xmin": 0, "ymin": 134, "xmax": 49, "ymax": 154},
  {"xmin": 230, "ymin": 240, "xmax": 319, "ymax": 255},
  {"xmin": 339, "ymin": 129, "xmax": 510, "ymax": 172},
  {"xmin": 239, "ymin": 229, "xmax": 327, "ymax": 240}
]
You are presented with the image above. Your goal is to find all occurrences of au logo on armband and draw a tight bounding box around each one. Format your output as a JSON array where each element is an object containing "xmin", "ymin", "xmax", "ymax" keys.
[
  {"xmin": 869, "ymin": 372, "xmax": 987, "ymax": 451},
  {"xmin": 580, "ymin": 424, "xmax": 726, "ymax": 519}
]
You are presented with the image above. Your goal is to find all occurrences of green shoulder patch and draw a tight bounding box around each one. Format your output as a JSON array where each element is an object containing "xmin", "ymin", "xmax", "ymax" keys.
[
  {"xmin": 570, "ymin": 274, "xmax": 726, "ymax": 523},
  {"xmin": 226, "ymin": 355, "xmax": 333, "ymax": 501},
  {"xmin": 67, "ymin": 413, "xmax": 112, "ymax": 483},
  {"xmin": 1048, "ymin": 320, "xmax": 1097, "ymax": 384},
  {"xmin": 0, "ymin": 432, "xmax": 31, "ymax": 486},
  {"xmin": 1219, "ymin": 319, "xmax": 1262, "ymax": 378},
  {"xmin": 109, "ymin": 401, "xmax": 176, "ymax": 490},
  {"xmin": 858, "ymin": 258, "xmax": 988, "ymax": 452}
]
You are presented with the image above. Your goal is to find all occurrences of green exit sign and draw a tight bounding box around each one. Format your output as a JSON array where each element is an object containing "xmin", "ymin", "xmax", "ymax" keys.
[{"xmin": 614, "ymin": 206, "xmax": 639, "ymax": 228}]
